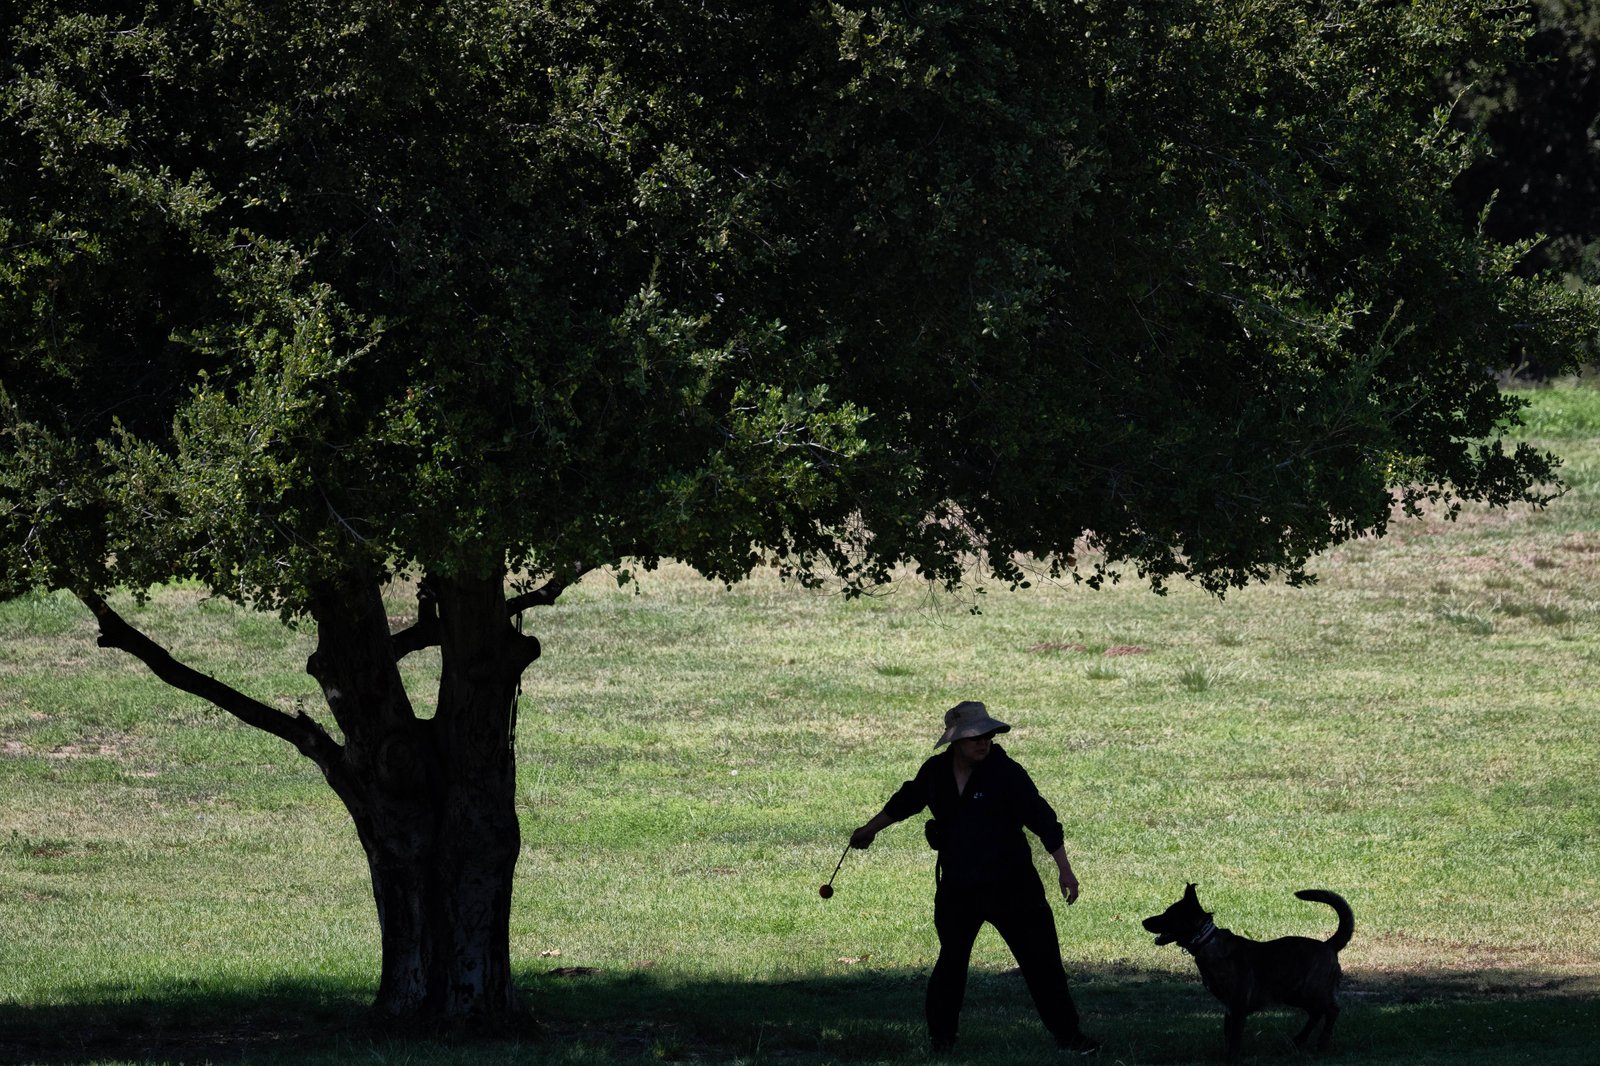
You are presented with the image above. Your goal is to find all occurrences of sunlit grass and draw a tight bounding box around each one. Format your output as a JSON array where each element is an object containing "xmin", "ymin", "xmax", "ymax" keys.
[{"xmin": 1, "ymin": 387, "xmax": 1598, "ymax": 1063}]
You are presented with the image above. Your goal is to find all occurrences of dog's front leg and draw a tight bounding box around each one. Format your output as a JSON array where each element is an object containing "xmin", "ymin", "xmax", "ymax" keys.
[{"xmin": 1223, "ymin": 1010, "xmax": 1246, "ymax": 1062}]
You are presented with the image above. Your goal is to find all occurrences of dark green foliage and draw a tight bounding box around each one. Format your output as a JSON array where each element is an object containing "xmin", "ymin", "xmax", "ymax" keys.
[
  {"xmin": 1453, "ymin": 0, "xmax": 1600, "ymax": 296},
  {"xmin": 3, "ymin": 0, "xmax": 1594, "ymax": 606}
]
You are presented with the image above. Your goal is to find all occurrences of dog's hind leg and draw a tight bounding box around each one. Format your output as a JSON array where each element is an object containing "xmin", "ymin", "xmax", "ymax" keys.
[
  {"xmin": 1315, "ymin": 1002, "xmax": 1339, "ymax": 1050},
  {"xmin": 1291, "ymin": 1010, "xmax": 1321, "ymax": 1048}
]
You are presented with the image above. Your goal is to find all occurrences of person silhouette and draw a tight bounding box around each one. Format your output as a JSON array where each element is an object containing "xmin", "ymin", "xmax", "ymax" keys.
[{"xmin": 849, "ymin": 701, "xmax": 1098, "ymax": 1055}]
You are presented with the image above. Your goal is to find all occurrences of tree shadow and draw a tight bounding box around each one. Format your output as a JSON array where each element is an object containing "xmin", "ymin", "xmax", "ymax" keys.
[
  {"xmin": 1, "ymin": 962, "xmax": 1595, "ymax": 1065},
  {"xmin": 0, "ymin": 975, "xmax": 371, "ymax": 1066}
]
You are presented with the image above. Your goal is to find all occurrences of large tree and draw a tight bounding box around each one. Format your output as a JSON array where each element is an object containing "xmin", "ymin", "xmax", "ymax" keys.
[{"xmin": 3, "ymin": 0, "xmax": 1594, "ymax": 1026}]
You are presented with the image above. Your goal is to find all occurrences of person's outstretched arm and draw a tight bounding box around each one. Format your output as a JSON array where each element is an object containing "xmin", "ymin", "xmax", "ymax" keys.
[
  {"xmin": 850, "ymin": 810, "xmax": 896, "ymax": 848},
  {"xmin": 851, "ymin": 761, "xmax": 932, "ymax": 847}
]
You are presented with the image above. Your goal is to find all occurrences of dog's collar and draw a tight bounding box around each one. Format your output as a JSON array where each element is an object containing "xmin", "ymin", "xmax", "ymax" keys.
[{"xmin": 1182, "ymin": 920, "xmax": 1218, "ymax": 953}]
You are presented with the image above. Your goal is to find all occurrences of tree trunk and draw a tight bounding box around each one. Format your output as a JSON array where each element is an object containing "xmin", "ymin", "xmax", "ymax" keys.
[
  {"xmin": 306, "ymin": 568, "xmax": 537, "ymax": 1026},
  {"xmin": 359, "ymin": 744, "xmax": 521, "ymax": 1023},
  {"xmin": 79, "ymin": 564, "xmax": 558, "ymax": 1028}
]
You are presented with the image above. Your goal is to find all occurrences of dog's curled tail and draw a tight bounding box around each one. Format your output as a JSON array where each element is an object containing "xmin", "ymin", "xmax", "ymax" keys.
[{"xmin": 1295, "ymin": 889, "xmax": 1354, "ymax": 952}]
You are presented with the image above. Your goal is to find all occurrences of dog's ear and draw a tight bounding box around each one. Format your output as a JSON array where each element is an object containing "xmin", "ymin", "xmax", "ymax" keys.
[{"xmin": 1184, "ymin": 882, "xmax": 1199, "ymax": 901}]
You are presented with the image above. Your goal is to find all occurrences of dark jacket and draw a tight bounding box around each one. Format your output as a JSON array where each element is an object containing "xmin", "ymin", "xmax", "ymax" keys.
[{"xmin": 879, "ymin": 744, "xmax": 1065, "ymax": 886}]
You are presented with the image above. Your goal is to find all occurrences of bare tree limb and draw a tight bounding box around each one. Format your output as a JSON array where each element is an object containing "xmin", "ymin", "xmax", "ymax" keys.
[
  {"xmin": 387, "ymin": 564, "xmax": 592, "ymax": 662},
  {"xmin": 506, "ymin": 563, "xmax": 594, "ymax": 613},
  {"xmin": 75, "ymin": 589, "xmax": 344, "ymax": 773},
  {"xmin": 388, "ymin": 620, "xmax": 439, "ymax": 659},
  {"xmin": 389, "ymin": 578, "xmax": 439, "ymax": 661}
]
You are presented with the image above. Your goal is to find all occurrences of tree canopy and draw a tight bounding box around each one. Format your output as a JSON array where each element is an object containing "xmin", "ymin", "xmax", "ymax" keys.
[
  {"xmin": 3, "ymin": 0, "xmax": 1596, "ymax": 1025},
  {"xmin": 6, "ymin": 0, "xmax": 1593, "ymax": 606}
]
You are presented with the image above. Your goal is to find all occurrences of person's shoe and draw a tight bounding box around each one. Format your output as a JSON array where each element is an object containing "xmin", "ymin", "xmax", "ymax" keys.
[
  {"xmin": 1056, "ymin": 1031, "xmax": 1101, "ymax": 1055},
  {"xmin": 930, "ymin": 1035, "xmax": 956, "ymax": 1056}
]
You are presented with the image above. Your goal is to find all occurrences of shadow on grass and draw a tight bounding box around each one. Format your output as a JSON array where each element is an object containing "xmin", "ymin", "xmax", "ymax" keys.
[{"xmin": 1, "ymin": 963, "xmax": 1596, "ymax": 1065}]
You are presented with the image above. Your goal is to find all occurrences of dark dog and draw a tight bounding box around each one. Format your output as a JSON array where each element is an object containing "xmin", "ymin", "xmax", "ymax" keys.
[{"xmin": 1143, "ymin": 884, "xmax": 1353, "ymax": 1061}]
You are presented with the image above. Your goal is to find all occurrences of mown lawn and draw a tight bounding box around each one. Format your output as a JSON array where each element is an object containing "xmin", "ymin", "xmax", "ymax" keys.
[{"xmin": 1, "ymin": 386, "xmax": 1596, "ymax": 1065}]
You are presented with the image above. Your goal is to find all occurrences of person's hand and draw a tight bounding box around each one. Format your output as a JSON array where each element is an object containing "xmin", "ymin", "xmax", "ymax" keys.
[
  {"xmin": 849, "ymin": 825, "xmax": 876, "ymax": 849},
  {"xmin": 1059, "ymin": 866, "xmax": 1080, "ymax": 905}
]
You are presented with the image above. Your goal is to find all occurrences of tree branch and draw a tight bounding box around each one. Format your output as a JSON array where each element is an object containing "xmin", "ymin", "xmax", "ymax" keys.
[
  {"xmin": 389, "ymin": 578, "xmax": 439, "ymax": 661},
  {"xmin": 75, "ymin": 589, "xmax": 344, "ymax": 772},
  {"xmin": 387, "ymin": 564, "xmax": 592, "ymax": 662},
  {"xmin": 506, "ymin": 563, "xmax": 594, "ymax": 613},
  {"xmin": 389, "ymin": 619, "xmax": 440, "ymax": 659}
]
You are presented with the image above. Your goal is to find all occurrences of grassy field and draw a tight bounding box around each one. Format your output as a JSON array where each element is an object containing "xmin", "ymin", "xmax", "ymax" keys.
[{"xmin": 1, "ymin": 386, "xmax": 1597, "ymax": 1065}]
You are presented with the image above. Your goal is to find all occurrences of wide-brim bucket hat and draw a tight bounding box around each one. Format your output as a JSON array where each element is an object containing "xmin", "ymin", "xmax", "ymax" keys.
[{"xmin": 934, "ymin": 700, "xmax": 1011, "ymax": 747}]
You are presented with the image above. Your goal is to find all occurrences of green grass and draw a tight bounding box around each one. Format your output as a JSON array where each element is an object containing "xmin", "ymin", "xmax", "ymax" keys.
[{"xmin": 2, "ymin": 386, "xmax": 1599, "ymax": 1064}]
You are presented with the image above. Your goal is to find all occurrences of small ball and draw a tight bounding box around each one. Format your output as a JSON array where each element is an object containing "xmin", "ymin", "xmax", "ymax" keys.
[{"xmin": 819, "ymin": 884, "xmax": 834, "ymax": 899}]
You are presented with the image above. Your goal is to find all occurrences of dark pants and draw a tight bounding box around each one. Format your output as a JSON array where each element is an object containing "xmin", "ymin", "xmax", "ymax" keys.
[{"xmin": 926, "ymin": 872, "xmax": 1082, "ymax": 1047}]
